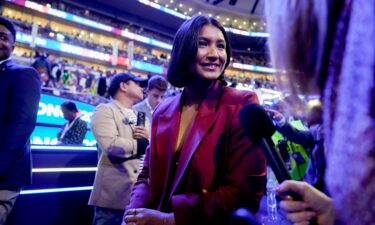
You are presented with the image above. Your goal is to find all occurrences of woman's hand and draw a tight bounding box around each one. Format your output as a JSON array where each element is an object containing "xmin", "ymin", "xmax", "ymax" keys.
[
  {"xmin": 275, "ymin": 180, "xmax": 335, "ymax": 225},
  {"xmin": 123, "ymin": 208, "xmax": 175, "ymax": 225},
  {"xmin": 133, "ymin": 126, "xmax": 149, "ymax": 140}
]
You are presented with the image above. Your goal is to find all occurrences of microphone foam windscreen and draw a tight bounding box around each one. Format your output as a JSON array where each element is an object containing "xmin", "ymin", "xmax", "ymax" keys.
[{"xmin": 239, "ymin": 104, "xmax": 276, "ymax": 142}]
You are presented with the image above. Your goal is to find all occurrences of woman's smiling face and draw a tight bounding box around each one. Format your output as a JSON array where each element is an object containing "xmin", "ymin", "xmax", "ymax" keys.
[{"xmin": 189, "ymin": 24, "xmax": 227, "ymax": 81}]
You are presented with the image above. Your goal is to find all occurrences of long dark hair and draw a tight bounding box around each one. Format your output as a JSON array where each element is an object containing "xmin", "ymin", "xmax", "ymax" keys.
[{"xmin": 167, "ymin": 15, "xmax": 231, "ymax": 88}]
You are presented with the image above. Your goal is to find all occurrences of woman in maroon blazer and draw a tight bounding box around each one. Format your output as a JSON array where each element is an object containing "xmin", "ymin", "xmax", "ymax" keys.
[{"xmin": 124, "ymin": 15, "xmax": 267, "ymax": 225}]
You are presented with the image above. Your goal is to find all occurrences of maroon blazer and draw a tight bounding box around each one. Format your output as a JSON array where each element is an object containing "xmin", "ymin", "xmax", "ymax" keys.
[{"xmin": 128, "ymin": 81, "xmax": 267, "ymax": 225}]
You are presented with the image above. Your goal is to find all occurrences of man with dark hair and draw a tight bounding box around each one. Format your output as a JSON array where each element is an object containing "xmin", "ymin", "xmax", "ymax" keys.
[
  {"xmin": 57, "ymin": 101, "xmax": 87, "ymax": 145},
  {"xmin": 133, "ymin": 75, "xmax": 168, "ymax": 121},
  {"xmin": 0, "ymin": 16, "xmax": 41, "ymax": 224},
  {"xmin": 89, "ymin": 72, "xmax": 150, "ymax": 225}
]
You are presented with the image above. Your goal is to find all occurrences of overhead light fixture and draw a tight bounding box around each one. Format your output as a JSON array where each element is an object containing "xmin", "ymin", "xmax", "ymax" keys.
[
  {"xmin": 179, "ymin": 3, "xmax": 183, "ymax": 7},
  {"xmin": 189, "ymin": 8, "xmax": 193, "ymax": 11}
]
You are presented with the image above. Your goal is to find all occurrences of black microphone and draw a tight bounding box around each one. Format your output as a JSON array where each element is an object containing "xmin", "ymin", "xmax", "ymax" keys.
[
  {"xmin": 239, "ymin": 104, "xmax": 318, "ymax": 225},
  {"xmin": 239, "ymin": 104, "xmax": 292, "ymax": 183}
]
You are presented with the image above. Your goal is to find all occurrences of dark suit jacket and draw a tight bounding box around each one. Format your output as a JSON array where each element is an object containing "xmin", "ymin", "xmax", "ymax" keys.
[
  {"xmin": 57, "ymin": 118, "xmax": 87, "ymax": 145},
  {"xmin": 0, "ymin": 59, "xmax": 41, "ymax": 189},
  {"xmin": 128, "ymin": 81, "xmax": 267, "ymax": 225}
]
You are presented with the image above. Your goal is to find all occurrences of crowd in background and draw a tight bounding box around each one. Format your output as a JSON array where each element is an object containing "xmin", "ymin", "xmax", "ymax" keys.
[
  {"xmin": 8, "ymin": 15, "xmax": 270, "ymax": 68},
  {"xmin": 10, "ymin": 50, "xmax": 276, "ymax": 105},
  {"xmin": 8, "ymin": 17, "xmax": 170, "ymax": 67},
  {"xmin": 3, "ymin": 0, "xmax": 276, "ymax": 101},
  {"xmin": 5, "ymin": 0, "xmax": 271, "ymax": 68}
]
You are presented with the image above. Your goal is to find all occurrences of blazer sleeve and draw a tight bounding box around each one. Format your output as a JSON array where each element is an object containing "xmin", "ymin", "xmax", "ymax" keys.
[
  {"xmin": 171, "ymin": 92, "xmax": 267, "ymax": 225},
  {"xmin": 0, "ymin": 67, "xmax": 41, "ymax": 173},
  {"xmin": 90, "ymin": 104, "xmax": 137, "ymax": 158},
  {"xmin": 276, "ymin": 122, "xmax": 314, "ymax": 148}
]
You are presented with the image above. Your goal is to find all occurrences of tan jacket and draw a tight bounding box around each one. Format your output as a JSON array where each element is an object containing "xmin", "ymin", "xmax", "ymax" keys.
[{"xmin": 88, "ymin": 100, "xmax": 150, "ymax": 210}]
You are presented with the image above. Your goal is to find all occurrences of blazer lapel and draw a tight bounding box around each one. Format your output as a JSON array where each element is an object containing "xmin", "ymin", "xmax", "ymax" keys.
[
  {"xmin": 155, "ymin": 94, "xmax": 182, "ymax": 210},
  {"xmin": 166, "ymin": 81, "xmax": 223, "ymax": 202},
  {"xmin": 111, "ymin": 101, "xmax": 127, "ymax": 116}
]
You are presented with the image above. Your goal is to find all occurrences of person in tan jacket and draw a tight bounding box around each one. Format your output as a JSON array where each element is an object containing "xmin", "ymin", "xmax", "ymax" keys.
[{"xmin": 89, "ymin": 72, "xmax": 150, "ymax": 225}]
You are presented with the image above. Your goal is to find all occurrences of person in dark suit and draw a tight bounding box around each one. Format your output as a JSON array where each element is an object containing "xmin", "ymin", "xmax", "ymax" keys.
[
  {"xmin": 123, "ymin": 15, "xmax": 267, "ymax": 225},
  {"xmin": 0, "ymin": 16, "xmax": 41, "ymax": 225},
  {"xmin": 57, "ymin": 101, "xmax": 87, "ymax": 145},
  {"xmin": 268, "ymin": 104, "xmax": 326, "ymax": 193}
]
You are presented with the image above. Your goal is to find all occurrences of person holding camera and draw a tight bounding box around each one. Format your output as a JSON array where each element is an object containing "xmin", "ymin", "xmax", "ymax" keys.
[
  {"xmin": 89, "ymin": 72, "xmax": 150, "ymax": 225},
  {"xmin": 267, "ymin": 103, "xmax": 326, "ymax": 193}
]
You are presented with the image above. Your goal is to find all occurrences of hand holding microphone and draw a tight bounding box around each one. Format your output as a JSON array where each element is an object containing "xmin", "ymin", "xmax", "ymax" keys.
[
  {"xmin": 239, "ymin": 104, "xmax": 320, "ymax": 225},
  {"xmin": 275, "ymin": 180, "xmax": 335, "ymax": 225}
]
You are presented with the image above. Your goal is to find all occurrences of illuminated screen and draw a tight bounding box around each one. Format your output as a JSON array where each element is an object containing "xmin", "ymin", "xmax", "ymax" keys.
[
  {"xmin": 31, "ymin": 126, "xmax": 96, "ymax": 146},
  {"xmin": 37, "ymin": 94, "xmax": 94, "ymax": 126},
  {"xmin": 31, "ymin": 94, "xmax": 96, "ymax": 146}
]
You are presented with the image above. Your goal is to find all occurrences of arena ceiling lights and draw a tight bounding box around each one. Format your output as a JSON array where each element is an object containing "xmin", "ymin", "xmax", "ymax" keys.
[{"xmin": 137, "ymin": 0, "xmax": 268, "ymax": 38}]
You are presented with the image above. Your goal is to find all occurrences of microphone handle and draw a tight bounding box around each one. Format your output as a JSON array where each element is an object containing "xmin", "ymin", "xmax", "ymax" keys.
[
  {"xmin": 260, "ymin": 138, "xmax": 318, "ymax": 225},
  {"xmin": 260, "ymin": 138, "xmax": 291, "ymax": 183}
]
